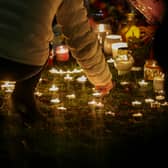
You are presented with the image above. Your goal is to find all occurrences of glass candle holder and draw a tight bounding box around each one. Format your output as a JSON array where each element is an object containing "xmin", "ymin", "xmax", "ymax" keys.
[
  {"xmin": 55, "ymin": 45, "xmax": 69, "ymax": 61},
  {"xmin": 111, "ymin": 42, "xmax": 128, "ymax": 58},
  {"xmin": 103, "ymin": 34, "xmax": 122, "ymax": 55}
]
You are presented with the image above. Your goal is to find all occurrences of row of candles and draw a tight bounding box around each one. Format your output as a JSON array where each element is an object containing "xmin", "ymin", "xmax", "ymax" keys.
[{"xmin": 0, "ymin": 67, "xmax": 166, "ymax": 112}]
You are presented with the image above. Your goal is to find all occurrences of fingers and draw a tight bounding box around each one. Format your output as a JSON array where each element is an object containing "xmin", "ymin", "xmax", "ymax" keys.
[{"xmin": 95, "ymin": 80, "xmax": 115, "ymax": 96}]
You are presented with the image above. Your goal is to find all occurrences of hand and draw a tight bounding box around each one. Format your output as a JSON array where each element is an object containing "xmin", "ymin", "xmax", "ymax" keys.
[{"xmin": 95, "ymin": 80, "xmax": 114, "ymax": 96}]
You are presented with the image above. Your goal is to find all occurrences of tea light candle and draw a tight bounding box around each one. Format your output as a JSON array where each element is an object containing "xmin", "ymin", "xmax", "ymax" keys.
[
  {"xmin": 111, "ymin": 42, "xmax": 128, "ymax": 58},
  {"xmin": 120, "ymin": 81, "xmax": 130, "ymax": 86},
  {"xmin": 138, "ymin": 79, "xmax": 148, "ymax": 87},
  {"xmin": 55, "ymin": 45, "xmax": 69, "ymax": 61},
  {"xmin": 88, "ymin": 99, "xmax": 97, "ymax": 112},
  {"xmin": 150, "ymin": 101, "xmax": 160, "ymax": 108},
  {"xmin": 49, "ymin": 84, "xmax": 59, "ymax": 92},
  {"xmin": 105, "ymin": 111, "xmax": 115, "ymax": 117},
  {"xmin": 132, "ymin": 112, "xmax": 143, "ymax": 118},
  {"xmin": 161, "ymin": 102, "xmax": 168, "ymax": 107},
  {"xmin": 64, "ymin": 74, "xmax": 73, "ymax": 82},
  {"xmin": 57, "ymin": 106, "xmax": 67, "ymax": 111},
  {"xmin": 1, "ymin": 81, "xmax": 15, "ymax": 90},
  {"xmin": 66, "ymin": 94, "xmax": 76, "ymax": 99},
  {"xmin": 155, "ymin": 95, "xmax": 165, "ymax": 101},
  {"xmin": 145, "ymin": 98, "xmax": 154, "ymax": 103},
  {"xmin": 132, "ymin": 100, "xmax": 142, "ymax": 107},
  {"xmin": 76, "ymin": 75, "xmax": 87, "ymax": 84},
  {"xmin": 50, "ymin": 98, "xmax": 60, "ymax": 104},
  {"xmin": 96, "ymin": 102, "xmax": 104, "ymax": 108},
  {"xmin": 34, "ymin": 91, "xmax": 43, "ymax": 97},
  {"xmin": 92, "ymin": 92, "xmax": 102, "ymax": 98}
]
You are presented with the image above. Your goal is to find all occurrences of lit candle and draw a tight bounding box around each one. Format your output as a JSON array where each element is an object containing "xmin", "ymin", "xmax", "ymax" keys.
[
  {"xmin": 76, "ymin": 75, "xmax": 87, "ymax": 84},
  {"xmin": 49, "ymin": 84, "xmax": 59, "ymax": 92},
  {"xmin": 55, "ymin": 45, "xmax": 69, "ymax": 61},
  {"xmin": 96, "ymin": 102, "xmax": 104, "ymax": 108},
  {"xmin": 34, "ymin": 91, "xmax": 43, "ymax": 97},
  {"xmin": 1, "ymin": 81, "xmax": 15, "ymax": 92},
  {"xmin": 145, "ymin": 98, "xmax": 154, "ymax": 103},
  {"xmin": 92, "ymin": 92, "xmax": 102, "ymax": 98},
  {"xmin": 132, "ymin": 100, "xmax": 142, "ymax": 107},
  {"xmin": 57, "ymin": 106, "xmax": 67, "ymax": 111},
  {"xmin": 132, "ymin": 112, "xmax": 143, "ymax": 118},
  {"xmin": 138, "ymin": 79, "xmax": 148, "ymax": 87},
  {"xmin": 104, "ymin": 34, "xmax": 122, "ymax": 55},
  {"xmin": 88, "ymin": 99, "xmax": 97, "ymax": 112},
  {"xmin": 120, "ymin": 81, "xmax": 130, "ymax": 86},
  {"xmin": 111, "ymin": 42, "xmax": 128, "ymax": 58},
  {"xmin": 66, "ymin": 94, "xmax": 76, "ymax": 99},
  {"xmin": 50, "ymin": 98, "xmax": 60, "ymax": 104},
  {"xmin": 150, "ymin": 101, "xmax": 160, "ymax": 108},
  {"xmin": 64, "ymin": 74, "xmax": 73, "ymax": 82},
  {"xmin": 153, "ymin": 74, "xmax": 165, "ymax": 93},
  {"xmin": 155, "ymin": 95, "xmax": 165, "ymax": 101}
]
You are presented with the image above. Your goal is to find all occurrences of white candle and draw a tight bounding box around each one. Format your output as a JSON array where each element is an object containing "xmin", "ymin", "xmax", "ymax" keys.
[
  {"xmin": 132, "ymin": 100, "xmax": 142, "ymax": 107},
  {"xmin": 104, "ymin": 34, "xmax": 122, "ymax": 55},
  {"xmin": 66, "ymin": 94, "xmax": 76, "ymax": 99},
  {"xmin": 132, "ymin": 112, "xmax": 143, "ymax": 118},
  {"xmin": 138, "ymin": 79, "xmax": 148, "ymax": 87},
  {"xmin": 145, "ymin": 98, "xmax": 154, "ymax": 103},
  {"xmin": 1, "ymin": 81, "xmax": 15, "ymax": 90},
  {"xmin": 50, "ymin": 98, "xmax": 60, "ymax": 104},
  {"xmin": 76, "ymin": 75, "xmax": 87, "ymax": 84},
  {"xmin": 49, "ymin": 84, "xmax": 59, "ymax": 92},
  {"xmin": 111, "ymin": 42, "xmax": 128, "ymax": 58},
  {"xmin": 64, "ymin": 74, "xmax": 73, "ymax": 82},
  {"xmin": 57, "ymin": 106, "xmax": 67, "ymax": 111}
]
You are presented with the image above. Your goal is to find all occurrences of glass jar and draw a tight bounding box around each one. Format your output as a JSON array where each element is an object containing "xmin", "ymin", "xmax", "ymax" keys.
[
  {"xmin": 103, "ymin": 34, "xmax": 122, "ymax": 56},
  {"xmin": 144, "ymin": 59, "xmax": 161, "ymax": 80}
]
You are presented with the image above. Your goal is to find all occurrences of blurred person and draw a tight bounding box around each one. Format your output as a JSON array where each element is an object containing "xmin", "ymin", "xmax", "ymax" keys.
[
  {"xmin": 0, "ymin": 0, "xmax": 113, "ymax": 123},
  {"xmin": 128, "ymin": 0, "xmax": 168, "ymax": 97}
]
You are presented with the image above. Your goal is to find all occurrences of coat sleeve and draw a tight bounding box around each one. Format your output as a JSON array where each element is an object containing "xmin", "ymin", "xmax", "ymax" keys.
[
  {"xmin": 127, "ymin": 0, "xmax": 165, "ymax": 24},
  {"xmin": 56, "ymin": 0, "xmax": 112, "ymax": 86}
]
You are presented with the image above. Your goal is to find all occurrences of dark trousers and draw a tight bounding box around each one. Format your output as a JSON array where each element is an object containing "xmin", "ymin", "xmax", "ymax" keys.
[{"xmin": 0, "ymin": 57, "xmax": 46, "ymax": 101}]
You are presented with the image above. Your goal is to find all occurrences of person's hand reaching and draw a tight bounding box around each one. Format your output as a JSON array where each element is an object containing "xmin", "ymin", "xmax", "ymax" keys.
[{"xmin": 95, "ymin": 80, "xmax": 114, "ymax": 96}]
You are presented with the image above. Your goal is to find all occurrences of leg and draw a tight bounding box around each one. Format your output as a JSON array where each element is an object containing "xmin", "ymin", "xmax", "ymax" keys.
[{"xmin": 11, "ymin": 68, "xmax": 45, "ymax": 123}]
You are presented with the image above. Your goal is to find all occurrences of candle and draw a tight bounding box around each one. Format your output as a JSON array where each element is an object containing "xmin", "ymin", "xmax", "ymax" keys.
[
  {"xmin": 50, "ymin": 98, "xmax": 60, "ymax": 104},
  {"xmin": 66, "ymin": 94, "xmax": 76, "ymax": 99},
  {"xmin": 111, "ymin": 42, "xmax": 128, "ymax": 58},
  {"xmin": 1, "ymin": 81, "xmax": 15, "ymax": 92},
  {"xmin": 153, "ymin": 74, "xmax": 165, "ymax": 93},
  {"xmin": 138, "ymin": 79, "xmax": 148, "ymax": 87},
  {"xmin": 34, "ymin": 91, "xmax": 43, "ymax": 97},
  {"xmin": 49, "ymin": 84, "xmax": 59, "ymax": 92},
  {"xmin": 96, "ymin": 102, "xmax": 104, "ymax": 108},
  {"xmin": 64, "ymin": 74, "xmax": 73, "ymax": 82},
  {"xmin": 120, "ymin": 81, "xmax": 130, "ymax": 86},
  {"xmin": 76, "ymin": 75, "xmax": 87, "ymax": 84},
  {"xmin": 132, "ymin": 112, "xmax": 143, "ymax": 118},
  {"xmin": 57, "ymin": 106, "xmax": 67, "ymax": 111},
  {"xmin": 88, "ymin": 100, "xmax": 97, "ymax": 112},
  {"xmin": 150, "ymin": 101, "xmax": 160, "ymax": 108},
  {"xmin": 92, "ymin": 92, "xmax": 102, "ymax": 98},
  {"xmin": 104, "ymin": 34, "xmax": 122, "ymax": 55},
  {"xmin": 145, "ymin": 98, "xmax": 154, "ymax": 103},
  {"xmin": 132, "ymin": 100, "xmax": 142, "ymax": 107},
  {"xmin": 155, "ymin": 95, "xmax": 165, "ymax": 101},
  {"xmin": 55, "ymin": 45, "xmax": 69, "ymax": 61}
]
